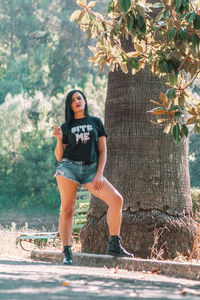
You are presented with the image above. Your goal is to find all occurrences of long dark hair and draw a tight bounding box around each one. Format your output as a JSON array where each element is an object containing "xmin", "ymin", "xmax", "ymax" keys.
[{"xmin": 65, "ymin": 89, "xmax": 88, "ymax": 127}]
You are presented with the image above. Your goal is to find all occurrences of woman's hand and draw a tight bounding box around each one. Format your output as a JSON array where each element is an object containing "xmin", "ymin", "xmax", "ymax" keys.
[
  {"xmin": 53, "ymin": 124, "xmax": 63, "ymax": 140},
  {"xmin": 92, "ymin": 174, "xmax": 104, "ymax": 191}
]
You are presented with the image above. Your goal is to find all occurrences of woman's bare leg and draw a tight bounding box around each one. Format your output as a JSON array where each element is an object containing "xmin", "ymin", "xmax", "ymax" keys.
[
  {"xmin": 84, "ymin": 178, "xmax": 123, "ymax": 235},
  {"xmin": 56, "ymin": 175, "xmax": 78, "ymax": 246},
  {"xmin": 85, "ymin": 178, "xmax": 133, "ymax": 257}
]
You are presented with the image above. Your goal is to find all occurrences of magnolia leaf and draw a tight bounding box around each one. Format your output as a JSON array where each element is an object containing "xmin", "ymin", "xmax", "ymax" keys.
[
  {"xmin": 193, "ymin": 15, "xmax": 200, "ymax": 30},
  {"xmin": 152, "ymin": 2, "xmax": 163, "ymax": 8},
  {"xmin": 126, "ymin": 52, "xmax": 139, "ymax": 58},
  {"xmin": 173, "ymin": 124, "xmax": 181, "ymax": 145},
  {"xmin": 160, "ymin": 92, "xmax": 168, "ymax": 107},
  {"xmin": 185, "ymin": 11, "xmax": 196, "ymax": 22},
  {"xmin": 168, "ymin": 27, "xmax": 176, "ymax": 41},
  {"xmin": 176, "ymin": 0, "xmax": 183, "ymax": 10},
  {"xmin": 164, "ymin": 123, "xmax": 172, "ymax": 134},
  {"xmin": 76, "ymin": 0, "xmax": 87, "ymax": 8},
  {"xmin": 179, "ymin": 28, "xmax": 188, "ymax": 42},
  {"xmin": 70, "ymin": 10, "xmax": 82, "ymax": 22},
  {"xmin": 120, "ymin": 63, "xmax": 128, "ymax": 73},
  {"xmin": 151, "ymin": 109, "xmax": 167, "ymax": 115},
  {"xmin": 186, "ymin": 107, "xmax": 197, "ymax": 115},
  {"xmin": 134, "ymin": 43, "xmax": 143, "ymax": 53},
  {"xmin": 120, "ymin": 0, "xmax": 131, "ymax": 12},
  {"xmin": 129, "ymin": 57, "xmax": 139, "ymax": 69},
  {"xmin": 135, "ymin": 5, "xmax": 146, "ymax": 18},
  {"xmin": 100, "ymin": 59, "xmax": 107, "ymax": 72},
  {"xmin": 107, "ymin": 0, "xmax": 114, "ymax": 13},
  {"xmin": 181, "ymin": 124, "xmax": 188, "ymax": 137},
  {"xmin": 169, "ymin": 110, "xmax": 178, "ymax": 116},
  {"xmin": 150, "ymin": 100, "xmax": 162, "ymax": 106},
  {"xmin": 169, "ymin": 71, "xmax": 178, "ymax": 85},
  {"xmin": 148, "ymin": 51, "xmax": 153, "ymax": 63},
  {"xmin": 166, "ymin": 88, "xmax": 176, "ymax": 99},
  {"xmin": 76, "ymin": 10, "xmax": 86, "ymax": 26},
  {"xmin": 159, "ymin": 59, "xmax": 169, "ymax": 73},
  {"xmin": 157, "ymin": 118, "xmax": 169, "ymax": 123},
  {"xmin": 87, "ymin": 1, "xmax": 97, "ymax": 9},
  {"xmin": 88, "ymin": 46, "xmax": 97, "ymax": 53},
  {"xmin": 126, "ymin": 13, "xmax": 134, "ymax": 31}
]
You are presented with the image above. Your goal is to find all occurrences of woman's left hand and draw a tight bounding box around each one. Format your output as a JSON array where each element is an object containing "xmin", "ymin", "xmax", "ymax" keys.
[{"xmin": 92, "ymin": 174, "xmax": 104, "ymax": 191}]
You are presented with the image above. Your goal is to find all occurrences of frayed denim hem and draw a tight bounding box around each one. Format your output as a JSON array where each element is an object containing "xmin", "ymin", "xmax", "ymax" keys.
[{"xmin": 54, "ymin": 170, "xmax": 80, "ymax": 185}]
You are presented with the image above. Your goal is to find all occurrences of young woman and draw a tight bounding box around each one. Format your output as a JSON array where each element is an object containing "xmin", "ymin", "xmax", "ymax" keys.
[{"xmin": 53, "ymin": 89, "xmax": 133, "ymax": 265}]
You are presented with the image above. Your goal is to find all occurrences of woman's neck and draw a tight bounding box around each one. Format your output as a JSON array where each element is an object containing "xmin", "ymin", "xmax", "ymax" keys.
[{"xmin": 74, "ymin": 112, "xmax": 86, "ymax": 119}]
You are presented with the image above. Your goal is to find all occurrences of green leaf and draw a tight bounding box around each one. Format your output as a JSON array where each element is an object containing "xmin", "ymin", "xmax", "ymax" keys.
[
  {"xmin": 152, "ymin": 2, "xmax": 163, "ymax": 8},
  {"xmin": 148, "ymin": 51, "xmax": 153, "ymax": 63},
  {"xmin": 102, "ymin": 22, "xmax": 107, "ymax": 32},
  {"xmin": 173, "ymin": 124, "xmax": 181, "ymax": 145},
  {"xmin": 113, "ymin": 23, "xmax": 120, "ymax": 35},
  {"xmin": 193, "ymin": 15, "xmax": 200, "ymax": 30},
  {"xmin": 174, "ymin": 111, "xmax": 182, "ymax": 117},
  {"xmin": 121, "ymin": 52, "xmax": 128, "ymax": 63},
  {"xmin": 157, "ymin": 50, "xmax": 165, "ymax": 57},
  {"xmin": 107, "ymin": 0, "xmax": 114, "ymax": 14},
  {"xmin": 128, "ymin": 58, "xmax": 139, "ymax": 69},
  {"xmin": 179, "ymin": 28, "xmax": 188, "ymax": 41},
  {"xmin": 166, "ymin": 88, "xmax": 176, "ymax": 99},
  {"xmin": 176, "ymin": 0, "xmax": 183, "ymax": 10},
  {"xmin": 120, "ymin": 0, "xmax": 131, "ymax": 12},
  {"xmin": 167, "ymin": 60, "xmax": 176, "ymax": 73},
  {"xmin": 172, "ymin": 105, "xmax": 185, "ymax": 110},
  {"xmin": 185, "ymin": 11, "xmax": 196, "ymax": 23},
  {"xmin": 168, "ymin": 27, "xmax": 176, "ymax": 41},
  {"xmin": 191, "ymin": 34, "xmax": 199, "ymax": 52},
  {"xmin": 169, "ymin": 70, "xmax": 178, "ymax": 85},
  {"xmin": 181, "ymin": 124, "xmax": 188, "ymax": 137},
  {"xmin": 126, "ymin": 13, "xmax": 134, "ymax": 31},
  {"xmin": 159, "ymin": 59, "xmax": 169, "ymax": 73},
  {"xmin": 136, "ymin": 14, "xmax": 145, "ymax": 29}
]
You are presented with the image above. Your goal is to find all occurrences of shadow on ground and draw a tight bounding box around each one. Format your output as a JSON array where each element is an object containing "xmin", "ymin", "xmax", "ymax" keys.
[{"xmin": 1, "ymin": 258, "xmax": 200, "ymax": 300}]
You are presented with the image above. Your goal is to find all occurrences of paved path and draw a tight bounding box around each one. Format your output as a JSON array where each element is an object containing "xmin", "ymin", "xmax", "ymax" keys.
[{"xmin": 1, "ymin": 256, "xmax": 200, "ymax": 300}]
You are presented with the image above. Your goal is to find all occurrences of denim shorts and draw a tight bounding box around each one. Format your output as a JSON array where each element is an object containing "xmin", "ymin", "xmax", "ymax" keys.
[{"xmin": 54, "ymin": 158, "xmax": 98, "ymax": 185}]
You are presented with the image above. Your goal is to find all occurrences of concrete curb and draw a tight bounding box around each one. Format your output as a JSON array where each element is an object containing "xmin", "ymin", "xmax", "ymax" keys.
[{"xmin": 31, "ymin": 250, "xmax": 200, "ymax": 281}]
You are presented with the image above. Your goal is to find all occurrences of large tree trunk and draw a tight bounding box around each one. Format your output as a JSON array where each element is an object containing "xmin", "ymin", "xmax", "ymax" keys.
[{"xmin": 80, "ymin": 37, "xmax": 197, "ymax": 259}]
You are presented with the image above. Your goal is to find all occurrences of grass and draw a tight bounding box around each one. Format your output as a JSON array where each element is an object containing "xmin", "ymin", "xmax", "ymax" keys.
[
  {"xmin": 0, "ymin": 187, "xmax": 90, "ymax": 258},
  {"xmin": 1, "ymin": 188, "xmax": 200, "ymax": 261}
]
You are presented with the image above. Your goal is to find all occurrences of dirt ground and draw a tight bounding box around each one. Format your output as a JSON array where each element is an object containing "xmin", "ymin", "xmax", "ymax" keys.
[
  {"xmin": 1, "ymin": 255, "xmax": 200, "ymax": 300},
  {"xmin": 1, "ymin": 210, "xmax": 200, "ymax": 299},
  {"xmin": 0, "ymin": 208, "xmax": 59, "ymax": 231}
]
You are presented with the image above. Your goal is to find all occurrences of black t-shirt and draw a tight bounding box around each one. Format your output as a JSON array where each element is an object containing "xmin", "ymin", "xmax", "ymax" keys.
[{"xmin": 61, "ymin": 115, "xmax": 107, "ymax": 162}]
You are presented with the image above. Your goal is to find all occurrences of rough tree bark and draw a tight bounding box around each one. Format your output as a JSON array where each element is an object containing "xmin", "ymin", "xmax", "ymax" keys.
[{"xmin": 80, "ymin": 37, "xmax": 197, "ymax": 259}]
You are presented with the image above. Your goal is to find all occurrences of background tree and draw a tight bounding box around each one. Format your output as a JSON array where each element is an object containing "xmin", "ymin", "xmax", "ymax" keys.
[{"xmin": 72, "ymin": 0, "xmax": 199, "ymax": 258}]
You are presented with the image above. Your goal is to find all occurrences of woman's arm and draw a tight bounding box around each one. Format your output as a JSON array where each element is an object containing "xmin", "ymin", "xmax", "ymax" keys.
[
  {"xmin": 97, "ymin": 136, "xmax": 107, "ymax": 176},
  {"xmin": 53, "ymin": 124, "xmax": 67, "ymax": 162},
  {"xmin": 92, "ymin": 136, "xmax": 107, "ymax": 190}
]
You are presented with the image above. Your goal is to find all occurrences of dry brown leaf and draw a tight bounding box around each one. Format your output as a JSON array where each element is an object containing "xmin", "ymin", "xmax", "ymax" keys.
[
  {"xmin": 151, "ymin": 268, "xmax": 158, "ymax": 274},
  {"xmin": 114, "ymin": 266, "xmax": 119, "ymax": 274}
]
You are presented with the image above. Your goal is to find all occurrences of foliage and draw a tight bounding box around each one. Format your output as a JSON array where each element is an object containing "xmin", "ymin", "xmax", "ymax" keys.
[
  {"xmin": 71, "ymin": 0, "xmax": 200, "ymax": 144},
  {"xmin": 0, "ymin": 76, "xmax": 106, "ymax": 209},
  {"xmin": 189, "ymin": 131, "xmax": 200, "ymax": 187},
  {"xmin": 191, "ymin": 187, "xmax": 200, "ymax": 222},
  {"xmin": 0, "ymin": 0, "xmax": 109, "ymax": 103}
]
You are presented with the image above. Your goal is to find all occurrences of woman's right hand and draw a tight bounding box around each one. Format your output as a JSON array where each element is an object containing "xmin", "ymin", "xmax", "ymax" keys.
[{"xmin": 53, "ymin": 124, "xmax": 63, "ymax": 140}]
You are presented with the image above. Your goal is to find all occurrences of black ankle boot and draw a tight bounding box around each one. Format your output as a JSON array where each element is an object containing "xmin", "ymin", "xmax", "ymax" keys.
[
  {"xmin": 107, "ymin": 236, "xmax": 134, "ymax": 258},
  {"xmin": 63, "ymin": 246, "xmax": 73, "ymax": 265}
]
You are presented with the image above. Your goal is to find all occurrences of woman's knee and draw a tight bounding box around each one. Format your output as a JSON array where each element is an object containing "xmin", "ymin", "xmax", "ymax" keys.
[
  {"xmin": 60, "ymin": 206, "xmax": 75, "ymax": 218},
  {"xmin": 112, "ymin": 193, "xmax": 123, "ymax": 209}
]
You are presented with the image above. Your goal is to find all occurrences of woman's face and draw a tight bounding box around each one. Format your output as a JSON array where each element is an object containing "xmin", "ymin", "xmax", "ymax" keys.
[{"xmin": 71, "ymin": 92, "xmax": 86, "ymax": 113}]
